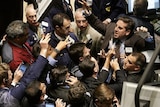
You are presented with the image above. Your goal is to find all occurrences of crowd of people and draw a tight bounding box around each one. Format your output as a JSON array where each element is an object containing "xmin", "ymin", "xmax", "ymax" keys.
[{"xmin": 0, "ymin": 0, "xmax": 157, "ymax": 107}]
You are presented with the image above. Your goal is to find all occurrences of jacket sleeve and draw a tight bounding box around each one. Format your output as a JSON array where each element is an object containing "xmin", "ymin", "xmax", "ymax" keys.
[
  {"xmin": 86, "ymin": 14, "xmax": 107, "ymax": 36},
  {"xmin": 108, "ymin": 70, "xmax": 127, "ymax": 97},
  {"xmin": 10, "ymin": 55, "xmax": 48, "ymax": 100}
]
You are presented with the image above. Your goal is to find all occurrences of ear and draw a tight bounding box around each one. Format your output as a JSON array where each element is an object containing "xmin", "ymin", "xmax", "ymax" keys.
[
  {"xmin": 79, "ymin": 57, "xmax": 84, "ymax": 62},
  {"xmin": 55, "ymin": 25, "xmax": 60, "ymax": 30},
  {"xmin": 3, "ymin": 78, "xmax": 8, "ymax": 84},
  {"xmin": 134, "ymin": 65, "xmax": 140, "ymax": 71},
  {"xmin": 40, "ymin": 94, "xmax": 44, "ymax": 101},
  {"xmin": 125, "ymin": 30, "xmax": 131, "ymax": 36}
]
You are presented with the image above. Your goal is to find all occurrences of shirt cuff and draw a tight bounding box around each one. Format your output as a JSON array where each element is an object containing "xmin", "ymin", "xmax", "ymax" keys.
[
  {"xmin": 101, "ymin": 67, "xmax": 109, "ymax": 72},
  {"xmin": 47, "ymin": 56, "xmax": 58, "ymax": 66}
]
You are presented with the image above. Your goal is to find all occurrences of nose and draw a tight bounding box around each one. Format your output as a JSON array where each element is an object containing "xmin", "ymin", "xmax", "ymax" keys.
[
  {"xmin": 80, "ymin": 21, "xmax": 84, "ymax": 26},
  {"xmin": 114, "ymin": 26, "xmax": 118, "ymax": 32}
]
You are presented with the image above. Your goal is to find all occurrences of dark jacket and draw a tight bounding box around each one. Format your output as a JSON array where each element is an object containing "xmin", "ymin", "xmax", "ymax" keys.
[
  {"xmin": 75, "ymin": 0, "xmax": 127, "ymax": 21},
  {"xmin": 49, "ymin": 32, "xmax": 79, "ymax": 67},
  {"xmin": 129, "ymin": 15, "xmax": 155, "ymax": 50}
]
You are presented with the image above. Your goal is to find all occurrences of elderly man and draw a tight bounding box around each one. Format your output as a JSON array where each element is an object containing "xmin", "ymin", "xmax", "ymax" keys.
[{"xmin": 71, "ymin": 8, "xmax": 103, "ymax": 58}]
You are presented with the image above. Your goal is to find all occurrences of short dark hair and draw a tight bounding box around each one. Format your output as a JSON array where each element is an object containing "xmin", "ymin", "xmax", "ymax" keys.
[
  {"xmin": 117, "ymin": 16, "xmax": 135, "ymax": 35},
  {"xmin": 133, "ymin": 0, "xmax": 148, "ymax": 16},
  {"xmin": 52, "ymin": 13, "xmax": 70, "ymax": 28},
  {"xmin": 68, "ymin": 81, "xmax": 86, "ymax": 106},
  {"xmin": 25, "ymin": 80, "xmax": 42, "ymax": 105},
  {"xmin": 79, "ymin": 56, "xmax": 95, "ymax": 78},
  {"xmin": 49, "ymin": 65, "xmax": 68, "ymax": 88},
  {"xmin": 69, "ymin": 42, "xmax": 86, "ymax": 64},
  {"xmin": 131, "ymin": 52, "xmax": 146, "ymax": 69}
]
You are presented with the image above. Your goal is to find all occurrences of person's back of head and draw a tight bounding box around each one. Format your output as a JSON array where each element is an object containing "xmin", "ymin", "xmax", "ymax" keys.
[
  {"xmin": 93, "ymin": 83, "xmax": 115, "ymax": 107},
  {"xmin": 6, "ymin": 20, "xmax": 29, "ymax": 45},
  {"xmin": 79, "ymin": 56, "xmax": 95, "ymax": 78},
  {"xmin": 133, "ymin": 0, "xmax": 148, "ymax": 16},
  {"xmin": 69, "ymin": 42, "xmax": 87, "ymax": 64},
  {"xmin": 68, "ymin": 81, "xmax": 87, "ymax": 107},
  {"xmin": 0, "ymin": 63, "xmax": 10, "ymax": 86},
  {"xmin": 25, "ymin": 80, "xmax": 43, "ymax": 105},
  {"xmin": 49, "ymin": 65, "xmax": 69, "ymax": 88}
]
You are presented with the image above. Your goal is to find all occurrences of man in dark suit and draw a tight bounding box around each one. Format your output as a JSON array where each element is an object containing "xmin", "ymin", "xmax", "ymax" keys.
[
  {"xmin": 83, "ymin": 10, "xmax": 145, "ymax": 66},
  {"xmin": 49, "ymin": 13, "xmax": 79, "ymax": 67}
]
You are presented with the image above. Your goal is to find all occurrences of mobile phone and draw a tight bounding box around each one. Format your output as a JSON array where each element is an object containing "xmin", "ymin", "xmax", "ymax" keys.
[{"xmin": 19, "ymin": 62, "xmax": 28, "ymax": 73}]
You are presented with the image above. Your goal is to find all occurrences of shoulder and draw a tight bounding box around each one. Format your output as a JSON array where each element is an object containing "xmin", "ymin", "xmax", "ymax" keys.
[
  {"xmin": 2, "ymin": 42, "xmax": 13, "ymax": 63},
  {"xmin": 88, "ymin": 25, "xmax": 103, "ymax": 38}
]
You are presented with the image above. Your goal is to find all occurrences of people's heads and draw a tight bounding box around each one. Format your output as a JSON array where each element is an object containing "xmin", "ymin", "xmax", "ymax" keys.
[
  {"xmin": 0, "ymin": 63, "xmax": 12, "ymax": 87},
  {"xmin": 25, "ymin": 80, "xmax": 46, "ymax": 105},
  {"xmin": 69, "ymin": 42, "xmax": 90, "ymax": 64},
  {"xmin": 133, "ymin": 0, "xmax": 148, "ymax": 16},
  {"xmin": 123, "ymin": 52, "xmax": 146, "ymax": 71},
  {"xmin": 52, "ymin": 13, "xmax": 71, "ymax": 38},
  {"xmin": 49, "ymin": 65, "xmax": 70, "ymax": 87},
  {"xmin": 75, "ymin": 8, "xmax": 88, "ymax": 31},
  {"xmin": 93, "ymin": 83, "xmax": 115, "ymax": 107},
  {"xmin": 6, "ymin": 20, "xmax": 29, "ymax": 45},
  {"xmin": 114, "ymin": 16, "xmax": 135, "ymax": 39},
  {"xmin": 25, "ymin": 4, "xmax": 39, "ymax": 27}
]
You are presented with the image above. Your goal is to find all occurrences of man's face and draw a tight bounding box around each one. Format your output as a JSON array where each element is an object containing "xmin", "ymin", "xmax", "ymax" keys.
[
  {"xmin": 26, "ymin": 8, "xmax": 39, "ymax": 27},
  {"xmin": 75, "ymin": 13, "xmax": 88, "ymax": 31},
  {"xmin": 58, "ymin": 19, "xmax": 71, "ymax": 38},
  {"xmin": 123, "ymin": 54, "xmax": 138, "ymax": 71},
  {"xmin": 114, "ymin": 20, "xmax": 130, "ymax": 39}
]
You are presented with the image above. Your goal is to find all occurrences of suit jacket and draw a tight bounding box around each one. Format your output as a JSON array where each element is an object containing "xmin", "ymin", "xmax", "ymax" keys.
[
  {"xmin": 49, "ymin": 32, "xmax": 79, "ymax": 67},
  {"xmin": 86, "ymin": 14, "xmax": 145, "ymax": 53}
]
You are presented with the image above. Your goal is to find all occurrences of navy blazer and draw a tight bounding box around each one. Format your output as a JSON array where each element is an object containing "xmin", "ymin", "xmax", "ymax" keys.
[{"xmin": 49, "ymin": 32, "xmax": 79, "ymax": 67}]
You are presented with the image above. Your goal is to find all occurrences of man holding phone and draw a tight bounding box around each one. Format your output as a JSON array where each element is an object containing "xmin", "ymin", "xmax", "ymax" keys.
[{"xmin": 0, "ymin": 34, "xmax": 50, "ymax": 107}]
